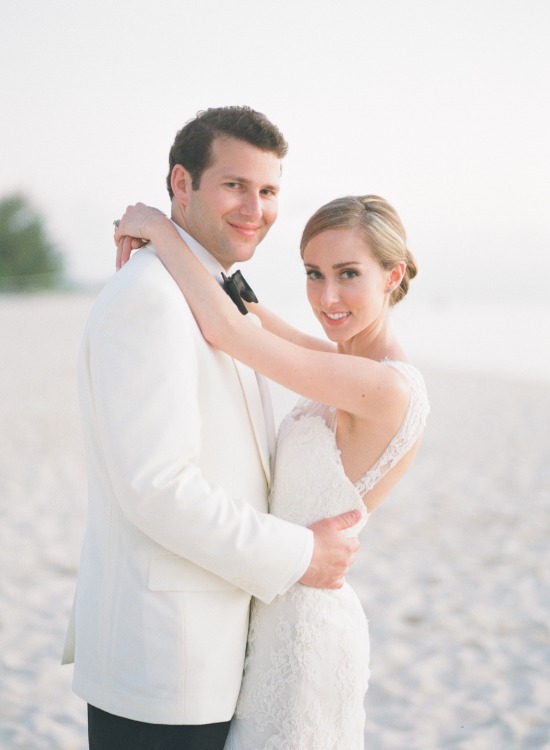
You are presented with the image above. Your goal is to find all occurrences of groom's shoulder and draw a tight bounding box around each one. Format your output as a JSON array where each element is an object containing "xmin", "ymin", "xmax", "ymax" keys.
[
  {"xmin": 115, "ymin": 245, "xmax": 173, "ymax": 287},
  {"xmin": 88, "ymin": 247, "xmax": 190, "ymax": 322}
]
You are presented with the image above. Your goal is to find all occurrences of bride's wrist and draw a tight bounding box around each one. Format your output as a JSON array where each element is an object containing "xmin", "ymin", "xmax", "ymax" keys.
[{"xmin": 139, "ymin": 211, "xmax": 169, "ymax": 242}]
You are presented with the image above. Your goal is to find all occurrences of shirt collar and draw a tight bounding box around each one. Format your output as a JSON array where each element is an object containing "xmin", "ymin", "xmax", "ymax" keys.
[{"xmin": 171, "ymin": 221, "xmax": 229, "ymax": 282}]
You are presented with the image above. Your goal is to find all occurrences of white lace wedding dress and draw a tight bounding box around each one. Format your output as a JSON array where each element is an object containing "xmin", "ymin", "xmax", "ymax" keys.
[{"xmin": 224, "ymin": 361, "xmax": 430, "ymax": 750}]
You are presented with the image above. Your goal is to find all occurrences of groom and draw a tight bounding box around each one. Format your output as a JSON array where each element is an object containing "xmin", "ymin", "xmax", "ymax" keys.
[{"xmin": 64, "ymin": 106, "xmax": 361, "ymax": 750}]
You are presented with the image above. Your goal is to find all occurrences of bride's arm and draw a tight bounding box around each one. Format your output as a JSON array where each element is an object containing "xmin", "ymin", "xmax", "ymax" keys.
[
  {"xmin": 116, "ymin": 218, "xmax": 334, "ymax": 354},
  {"xmin": 247, "ymin": 303, "xmax": 335, "ymax": 353},
  {"xmin": 115, "ymin": 205, "xmax": 409, "ymax": 424}
]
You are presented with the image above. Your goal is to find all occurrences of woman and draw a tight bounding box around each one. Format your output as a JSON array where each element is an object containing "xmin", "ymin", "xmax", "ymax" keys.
[{"xmin": 115, "ymin": 195, "xmax": 429, "ymax": 748}]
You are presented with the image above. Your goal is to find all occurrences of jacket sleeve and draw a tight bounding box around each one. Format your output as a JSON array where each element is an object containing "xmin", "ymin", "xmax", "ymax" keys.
[{"xmin": 80, "ymin": 251, "xmax": 312, "ymax": 603}]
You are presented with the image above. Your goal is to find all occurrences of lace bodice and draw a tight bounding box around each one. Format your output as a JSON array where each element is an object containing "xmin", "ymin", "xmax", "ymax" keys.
[
  {"xmin": 224, "ymin": 361, "xmax": 429, "ymax": 750},
  {"xmin": 270, "ymin": 360, "xmax": 429, "ymax": 531}
]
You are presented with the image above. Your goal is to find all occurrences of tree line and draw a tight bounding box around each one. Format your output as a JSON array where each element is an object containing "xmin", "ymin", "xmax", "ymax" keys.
[{"xmin": 0, "ymin": 194, "xmax": 66, "ymax": 292}]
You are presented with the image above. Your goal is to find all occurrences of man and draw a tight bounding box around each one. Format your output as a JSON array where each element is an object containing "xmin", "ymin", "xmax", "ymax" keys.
[{"xmin": 63, "ymin": 106, "xmax": 360, "ymax": 750}]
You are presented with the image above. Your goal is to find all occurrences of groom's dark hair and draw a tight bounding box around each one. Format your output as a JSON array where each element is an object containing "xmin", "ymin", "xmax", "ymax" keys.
[{"xmin": 166, "ymin": 106, "xmax": 288, "ymax": 198}]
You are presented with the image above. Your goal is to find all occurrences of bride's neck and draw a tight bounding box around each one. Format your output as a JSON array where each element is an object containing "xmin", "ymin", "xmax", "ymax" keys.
[{"xmin": 339, "ymin": 318, "xmax": 405, "ymax": 362}]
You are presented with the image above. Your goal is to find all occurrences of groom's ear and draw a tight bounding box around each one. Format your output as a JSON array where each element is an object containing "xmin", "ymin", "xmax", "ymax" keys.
[{"xmin": 171, "ymin": 165, "xmax": 192, "ymax": 207}]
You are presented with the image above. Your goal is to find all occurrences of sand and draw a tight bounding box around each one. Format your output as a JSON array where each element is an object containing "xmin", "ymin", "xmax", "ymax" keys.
[{"xmin": 1, "ymin": 292, "xmax": 549, "ymax": 749}]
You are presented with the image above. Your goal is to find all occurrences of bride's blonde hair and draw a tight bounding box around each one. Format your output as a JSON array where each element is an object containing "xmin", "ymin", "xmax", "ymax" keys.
[{"xmin": 300, "ymin": 195, "xmax": 417, "ymax": 306}]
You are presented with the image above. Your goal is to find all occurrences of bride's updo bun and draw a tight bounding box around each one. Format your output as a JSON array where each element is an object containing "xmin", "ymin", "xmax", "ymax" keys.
[{"xmin": 300, "ymin": 195, "xmax": 417, "ymax": 307}]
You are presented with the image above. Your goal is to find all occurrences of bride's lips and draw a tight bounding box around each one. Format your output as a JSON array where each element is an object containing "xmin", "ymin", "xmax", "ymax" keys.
[{"xmin": 321, "ymin": 311, "xmax": 351, "ymax": 327}]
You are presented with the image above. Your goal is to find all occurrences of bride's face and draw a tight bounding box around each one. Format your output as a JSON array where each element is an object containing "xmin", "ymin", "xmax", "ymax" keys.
[{"xmin": 303, "ymin": 227, "xmax": 390, "ymax": 345}]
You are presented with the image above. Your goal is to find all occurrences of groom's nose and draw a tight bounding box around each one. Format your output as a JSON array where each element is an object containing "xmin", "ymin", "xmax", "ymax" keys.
[{"xmin": 239, "ymin": 191, "xmax": 262, "ymax": 219}]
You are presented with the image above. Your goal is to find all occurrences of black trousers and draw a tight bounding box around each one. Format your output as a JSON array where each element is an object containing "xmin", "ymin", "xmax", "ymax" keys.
[{"xmin": 88, "ymin": 704, "xmax": 231, "ymax": 750}]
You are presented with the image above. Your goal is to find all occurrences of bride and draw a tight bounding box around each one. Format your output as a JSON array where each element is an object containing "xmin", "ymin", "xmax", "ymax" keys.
[{"xmin": 115, "ymin": 194, "xmax": 429, "ymax": 749}]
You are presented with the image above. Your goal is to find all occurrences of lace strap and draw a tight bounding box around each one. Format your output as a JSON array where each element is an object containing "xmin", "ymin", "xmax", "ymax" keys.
[{"xmin": 353, "ymin": 361, "xmax": 430, "ymax": 495}]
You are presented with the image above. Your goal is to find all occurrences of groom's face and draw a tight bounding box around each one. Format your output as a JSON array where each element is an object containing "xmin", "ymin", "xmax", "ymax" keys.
[{"xmin": 174, "ymin": 136, "xmax": 281, "ymax": 270}]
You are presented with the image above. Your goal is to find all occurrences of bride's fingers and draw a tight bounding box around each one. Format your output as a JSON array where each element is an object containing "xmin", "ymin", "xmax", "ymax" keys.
[
  {"xmin": 116, "ymin": 238, "xmax": 124, "ymax": 270},
  {"xmin": 113, "ymin": 204, "xmax": 138, "ymax": 244},
  {"xmin": 116, "ymin": 235, "xmax": 139, "ymax": 270}
]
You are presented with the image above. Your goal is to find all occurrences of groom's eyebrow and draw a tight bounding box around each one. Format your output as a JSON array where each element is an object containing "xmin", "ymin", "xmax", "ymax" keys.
[{"xmin": 222, "ymin": 174, "xmax": 280, "ymax": 193}]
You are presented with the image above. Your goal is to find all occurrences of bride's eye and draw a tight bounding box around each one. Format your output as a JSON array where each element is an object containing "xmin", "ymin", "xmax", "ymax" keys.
[
  {"xmin": 341, "ymin": 268, "xmax": 359, "ymax": 279},
  {"xmin": 306, "ymin": 269, "xmax": 323, "ymax": 280}
]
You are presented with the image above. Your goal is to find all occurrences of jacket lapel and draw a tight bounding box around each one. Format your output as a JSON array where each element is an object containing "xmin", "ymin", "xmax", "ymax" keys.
[
  {"xmin": 169, "ymin": 227, "xmax": 273, "ymax": 484},
  {"xmin": 231, "ymin": 358, "xmax": 272, "ymax": 485}
]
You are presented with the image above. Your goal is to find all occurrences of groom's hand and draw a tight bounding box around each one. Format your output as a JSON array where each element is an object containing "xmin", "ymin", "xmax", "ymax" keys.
[{"xmin": 300, "ymin": 511, "xmax": 361, "ymax": 589}]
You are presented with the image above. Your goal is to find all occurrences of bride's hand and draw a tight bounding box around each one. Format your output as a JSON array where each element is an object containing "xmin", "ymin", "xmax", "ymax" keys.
[{"xmin": 114, "ymin": 203, "xmax": 168, "ymax": 270}]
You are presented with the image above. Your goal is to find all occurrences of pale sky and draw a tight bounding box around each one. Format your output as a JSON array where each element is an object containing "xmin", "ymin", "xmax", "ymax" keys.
[{"xmin": 1, "ymin": 0, "xmax": 549, "ymax": 311}]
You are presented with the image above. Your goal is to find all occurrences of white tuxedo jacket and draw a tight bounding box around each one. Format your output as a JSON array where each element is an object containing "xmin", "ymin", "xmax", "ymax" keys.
[{"xmin": 63, "ymin": 234, "xmax": 312, "ymax": 725}]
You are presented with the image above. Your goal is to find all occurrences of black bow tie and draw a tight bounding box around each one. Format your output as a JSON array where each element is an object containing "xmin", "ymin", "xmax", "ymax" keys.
[{"xmin": 221, "ymin": 270, "xmax": 258, "ymax": 315}]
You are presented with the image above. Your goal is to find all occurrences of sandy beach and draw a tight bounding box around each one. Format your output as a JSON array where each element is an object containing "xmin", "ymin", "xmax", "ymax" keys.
[{"xmin": 1, "ymin": 292, "xmax": 549, "ymax": 749}]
